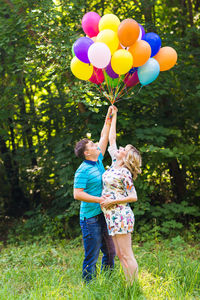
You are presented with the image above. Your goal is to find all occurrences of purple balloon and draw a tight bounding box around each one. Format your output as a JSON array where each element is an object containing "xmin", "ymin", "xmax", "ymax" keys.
[
  {"xmin": 74, "ymin": 37, "xmax": 94, "ymax": 64},
  {"xmin": 139, "ymin": 24, "xmax": 145, "ymax": 39},
  {"xmin": 106, "ymin": 62, "xmax": 119, "ymax": 79}
]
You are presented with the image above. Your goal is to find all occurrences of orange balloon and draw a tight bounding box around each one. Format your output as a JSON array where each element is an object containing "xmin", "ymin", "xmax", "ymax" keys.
[
  {"xmin": 118, "ymin": 43, "xmax": 123, "ymax": 50},
  {"xmin": 154, "ymin": 46, "xmax": 178, "ymax": 71},
  {"xmin": 129, "ymin": 40, "xmax": 151, "ymax": 67},
  {"xmin": 118, "ymin": 43, "xmax": 129, "ymax": 50},
  {"xmin": 118, "ymin": 19, "xmax": 140, "ymax": 47}
]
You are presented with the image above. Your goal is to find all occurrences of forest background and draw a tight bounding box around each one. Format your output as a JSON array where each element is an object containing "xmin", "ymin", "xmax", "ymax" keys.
[{"xmin": 0, "ymin": 0, "xmax": 200, "ymax": 242}]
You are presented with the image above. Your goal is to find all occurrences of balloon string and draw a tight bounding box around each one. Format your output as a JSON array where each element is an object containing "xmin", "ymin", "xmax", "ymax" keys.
[
  {"xmin": 136, "ymin": 85, "xmax": 143, "ymax": 95},
  {"xmin": 91, "ymin": 69, "xmax": 142, "ymax": 106},
  {"xmin": 113, "ymin": 75, "xmax": 121, "ymax": 103},
  {"xmin": 114, "ymin": 98, "xmax": 126, "ymax": 103},
  {"xmin": 119, "ymin": 72, "xmax": 140, "ymax": 99},
  {"xmin": 116, "ymin": 72, "xmax": 132, "ymax": 101},
  {"xmin": 109, "ymin": 77, "xmax": 117, "ymax": 105},
  {"xmin": 109, "ymin": 80, "xmax": 114, "ymax": 105},
  {"xmin": 95, "ymin": 81, "xmax": 112, "ymax": 105},
  {"xmin": 115, "ymin": 77, "xmax": 128, "ymax": 101},
  {"xmin": 115, "ymin": 84, "xmax": 143, "ymax": 103},
  {"xmin": 114, "ymin": 74, "xmax": 127, "ymax": 102},
  {"xmin": 100, "ymin": 85, "xmax": 113, "ymax": 105},
  {"xmin": 103, "ymin": 69, "xmax": 109, "ymax": 92},
  {"xmin": 103, "ymin": 69, "xmax": 113, "ymax": 103},
  {"xmin": 121, "ymin": 77, "xmax": 142, "ymax": 98},
  {"xmin": 119, "ymin": 83, "xmax": 135, "ymax": 99},
  {"xmin": 92, "ymin": 68, "xmax": 112, "ymax": 105}
]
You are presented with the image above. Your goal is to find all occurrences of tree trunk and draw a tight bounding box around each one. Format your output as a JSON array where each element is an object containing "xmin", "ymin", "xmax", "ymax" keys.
[
  {"xmin": 18, "ymin": 77, "xmax": 41, "ymax": 207},
  {"xmin": 0, "ymin": 136, "xmax": 29, "ymax": 216},
  {"xmin": 187, "ymin": 0, "xmax": 194, "ymax": 27},
  {"xmin": 168, "ymin": 158, "xmax": 186, "ymax": 202},
  {"xmin": 143, "ymin": 1, "xmax": 154, "ymax": 31}
]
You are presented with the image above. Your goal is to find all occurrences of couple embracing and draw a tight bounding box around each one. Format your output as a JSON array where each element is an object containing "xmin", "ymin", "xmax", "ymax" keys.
[{"xmin": 73, "ymin": 106, "xmax": 142, "ymax": 284}]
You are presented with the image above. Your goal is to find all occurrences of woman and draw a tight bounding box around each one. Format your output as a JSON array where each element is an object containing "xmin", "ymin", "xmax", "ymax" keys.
[{"xmin": 101, "ymin": 106, "xmax": 142, "ymax": 284}]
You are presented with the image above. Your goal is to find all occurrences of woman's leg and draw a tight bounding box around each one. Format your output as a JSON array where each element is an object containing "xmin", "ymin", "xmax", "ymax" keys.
[
  {"xmin": 112, "ymin": 235, "xmax": 130, "ymax": 280},
  {"xmin": 112, "ymin": 233, "xmax": 138, "ymax": 284}
]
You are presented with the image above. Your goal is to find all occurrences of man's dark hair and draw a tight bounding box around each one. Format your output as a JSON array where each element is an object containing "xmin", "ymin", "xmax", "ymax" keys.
[{"xmin": 74, "ymin": 138, "xmax": 90, "ymax": 159}]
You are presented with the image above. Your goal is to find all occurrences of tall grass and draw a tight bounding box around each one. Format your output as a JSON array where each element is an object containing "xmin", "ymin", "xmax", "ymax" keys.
[{"xmin": 0, "ymin": 236, "xmax": 199, "ymax": 299}]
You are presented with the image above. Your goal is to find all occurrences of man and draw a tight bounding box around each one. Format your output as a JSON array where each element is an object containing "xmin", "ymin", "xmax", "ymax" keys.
[{"xmin": 73, "ymin": 106, "xmax": 116, "ymax": 282}]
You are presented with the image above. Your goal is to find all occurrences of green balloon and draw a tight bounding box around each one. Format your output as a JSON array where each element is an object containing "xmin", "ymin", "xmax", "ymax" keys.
[
  {"xmin": 72, "ymin": 44, "xmax": 75, "ymax": 57},
  {"xmin": 104, "ymin": 72, "xmax": 124, "ymax": 88}
]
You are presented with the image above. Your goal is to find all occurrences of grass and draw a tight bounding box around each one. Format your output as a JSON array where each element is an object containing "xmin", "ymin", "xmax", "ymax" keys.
[{"xmin": 0, "ymin": 235, "xmax": 199, "ymax": 300}]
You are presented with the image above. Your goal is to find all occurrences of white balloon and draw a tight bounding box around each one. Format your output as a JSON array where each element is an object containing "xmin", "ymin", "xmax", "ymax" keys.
[
  {"xmin": 88, "ymin": 42, "xmax": 111, "ymax": 68},
  {"xmin": 137, "ymin": 27, "xmax": 142, "ymax": 41},
  {"xmin": 119, "ymin": 43, "xmax": 129, "ymax": 50}
]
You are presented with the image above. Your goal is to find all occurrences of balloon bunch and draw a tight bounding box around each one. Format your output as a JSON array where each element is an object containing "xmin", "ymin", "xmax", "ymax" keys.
[{"xmin": 70, "ymin": 12, "xmax": 178, "ymax": 104}]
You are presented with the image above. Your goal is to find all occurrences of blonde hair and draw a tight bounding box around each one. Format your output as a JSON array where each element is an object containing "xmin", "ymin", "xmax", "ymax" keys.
[{"xmin": 123, "ymin": 144, "xmax": 142, "ymax": 180}]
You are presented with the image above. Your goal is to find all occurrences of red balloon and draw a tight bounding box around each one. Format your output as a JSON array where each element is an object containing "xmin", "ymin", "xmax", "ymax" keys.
[
  {"xmin": 89, "ymin": 67, "xmax": 104, "ymax": 85},
  {"xmin": 124, "ymin": 71, "xmax": 139, "ymax": 87}
]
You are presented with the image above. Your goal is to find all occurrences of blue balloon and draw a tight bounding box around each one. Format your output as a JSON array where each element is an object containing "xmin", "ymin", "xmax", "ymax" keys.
[
  {"xmin": 129, "ymin": 67, "xmax": 138, "ymax": 74},
  {"xmin": 138, "ymin": 58, "xmax": 160, "ymax": 86},
  {"xmin": 142, "ymin": 32, "xmax": 161, "ymax": 57}
]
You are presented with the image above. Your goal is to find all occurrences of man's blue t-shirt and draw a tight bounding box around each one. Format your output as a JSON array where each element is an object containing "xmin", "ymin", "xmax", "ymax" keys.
[{"xmin": 74, "ymin": 152, "xmax": 105, "ymax": 220}]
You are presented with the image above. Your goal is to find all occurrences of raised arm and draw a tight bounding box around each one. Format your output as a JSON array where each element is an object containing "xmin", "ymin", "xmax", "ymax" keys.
[
  {"xmin": 109, "ymin": 106, "xmax": 117, "ymax": 146},
  {"xmin": 98, "ymin": 106, "xmax": 113, "ymax": 156}
]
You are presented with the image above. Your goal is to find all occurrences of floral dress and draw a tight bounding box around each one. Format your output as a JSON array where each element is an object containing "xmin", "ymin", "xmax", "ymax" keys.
[{"xmin": 102, "ymin": 143, "xmax": 137, "ymax": 236}]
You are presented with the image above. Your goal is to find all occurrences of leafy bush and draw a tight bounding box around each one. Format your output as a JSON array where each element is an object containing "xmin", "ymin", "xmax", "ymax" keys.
[{"xmin": 7, "ymin": 209, "xmax": 81, "ymax": 244}]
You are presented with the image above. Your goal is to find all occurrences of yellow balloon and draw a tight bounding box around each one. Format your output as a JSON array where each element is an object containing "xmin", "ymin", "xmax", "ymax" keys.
[
  {"xmin": 111, "ymin": 49, "xmax": 133, "ymax": 75},
  {"xmin": 70, "ymin": 56, "xmax": 93, "ymax": 80},
  {"xmin": 99, "ymin": 14, "xmax": 120, "ymax": 33},
  {"xmin": 96, "ymin": 29, "xmax": 119, "ymax": 55}
]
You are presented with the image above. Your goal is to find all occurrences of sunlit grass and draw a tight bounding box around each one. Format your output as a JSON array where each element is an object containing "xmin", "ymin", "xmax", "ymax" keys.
[{"xmin": 0, "ymin": 237, "xmax": 199, "ymax": 299}]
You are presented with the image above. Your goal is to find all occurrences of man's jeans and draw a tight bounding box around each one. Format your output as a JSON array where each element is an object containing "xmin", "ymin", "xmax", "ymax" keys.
[{"xmin": 80, "ymin": 213, "xmax": 116, "ymax": 282}]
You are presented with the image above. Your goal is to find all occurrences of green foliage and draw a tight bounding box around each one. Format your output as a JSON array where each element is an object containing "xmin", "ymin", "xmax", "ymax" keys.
[{"xmin": 7, "ymin": 210, "xmax": 81, "ymax": 244}]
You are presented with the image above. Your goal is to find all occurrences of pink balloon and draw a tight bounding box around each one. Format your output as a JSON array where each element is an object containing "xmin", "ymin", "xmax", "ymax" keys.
[
  {"xmin": 89, "ymin": 67, "xmax": 104, "ymax": 85},
  {"xmin": 124, "ymin": 71, "xmax": 139, "ymax": 87},
  {"xmin": 88, "ymin": 42, "xmax": 111, "ymax": 68},
  {"xmin": 82, "ymin": 12, "xmax": 101, "ymax": 38}
]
